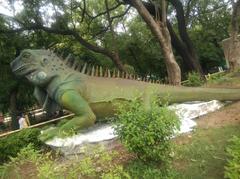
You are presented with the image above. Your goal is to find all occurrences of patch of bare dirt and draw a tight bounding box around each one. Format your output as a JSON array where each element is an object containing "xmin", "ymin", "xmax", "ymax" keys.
[
  {"xmin": 18, "ymin": 162, "xmax": 38, "ymax": 179},
  {"xmin": 106, "ymin": 139, "xmax": 136, "ymax": 165},
  {"xmin": 197, "ymin": 101, "xmax": 240, "ymax": 128}
]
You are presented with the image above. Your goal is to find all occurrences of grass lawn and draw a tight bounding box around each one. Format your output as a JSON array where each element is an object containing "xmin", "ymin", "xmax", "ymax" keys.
[{"xmin": 173, "ymin": 124, "xmax": 240, "ymax": 179}]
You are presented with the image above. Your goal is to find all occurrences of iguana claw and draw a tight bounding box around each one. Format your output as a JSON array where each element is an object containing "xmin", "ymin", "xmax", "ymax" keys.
[{"xmin": 39, "ymin": 128, "xmax": 58, "ymax": 141}]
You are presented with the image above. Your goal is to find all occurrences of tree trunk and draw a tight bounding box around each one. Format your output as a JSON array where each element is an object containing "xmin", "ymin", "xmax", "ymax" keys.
[
  {"xmin": 168, "ymin": 0, "xmax": 203, "ymax": 74},
  {"xmin": 131, "ymin": 0, "xmax": 181, "ymax": 85},
  {"xmin": 160, "ymin": 23, "xmax": 181, "ymax": 85},
  {"xmin": 111, "ymin": 52, "xmax": 126, "ymax": 71},
  {"xmin": 9, "ymin": 87, "xmax": 19, "ymax": 130},
  {"xmin": 167, "ymin": 21, "xmax": 202, "ymax": 74},
  {"xmin": 122, "ymin": 0, "xmax": 203, "ymax": 74},
  {"xmin": 228, "ymin": 0, "xmax": 240, "ymax": 71},
  {"xmin": 105, "ymin": 0, "xmax": 126, "ymax": 72}
]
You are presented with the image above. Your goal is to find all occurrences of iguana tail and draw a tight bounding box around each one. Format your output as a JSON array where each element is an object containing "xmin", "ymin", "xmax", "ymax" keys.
[{"xmin": 155, "ymin": 85, "xmax": 240, "ymax": 103}]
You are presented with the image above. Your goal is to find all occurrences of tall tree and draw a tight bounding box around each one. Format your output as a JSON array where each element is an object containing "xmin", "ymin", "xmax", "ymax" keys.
[
  {"xmin": 122, "ymin": 0, "xmax": 203, "ymax": 74},
  {"xmin": 104, "ymin": 0, "xmax": 125, "ymax": 70},
  {"xmin": 0, "ymin": 0, "xmax": 128, "ymax": 71},
  {"xmin": 188, "ymin": 0, "xmax": 231, "ymax": 72},
  {"xmin": 229, "ymin": 0, "xmax": 240, "ymax": 71},
  {"xmin": 117, "ymin": 16, "xmax": 168, "ymax": 79},
  {"xmin": 130, "ymin": 0, "xmax": 181, "ymax": 85}
]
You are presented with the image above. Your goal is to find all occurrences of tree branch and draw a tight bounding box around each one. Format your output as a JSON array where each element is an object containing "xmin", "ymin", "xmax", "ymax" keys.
[
  {"xmin": 111, "ymin": 5, "xmax": 131, "ymax": 21},
  {"xmin": 80, "ymin": 0, "xmax": 86, "ymax": 23},
  {"xmin": 0, "ymin": 22, "xmax": 115, "ymax": 59}
]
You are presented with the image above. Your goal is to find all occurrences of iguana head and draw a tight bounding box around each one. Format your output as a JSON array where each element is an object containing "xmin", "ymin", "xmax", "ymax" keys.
[{"xmin": 11, "ymin": 49, "xmax": 60, "ymax": 86}]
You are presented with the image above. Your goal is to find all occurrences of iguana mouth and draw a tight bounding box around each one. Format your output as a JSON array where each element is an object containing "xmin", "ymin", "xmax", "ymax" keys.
[
  {"xmin": 11, "ymin": 56, "xmax": 37, "ymax": 77},
  {"xmin": 12, "ymin": 64, "xmax": 37, "ymax": 76}
]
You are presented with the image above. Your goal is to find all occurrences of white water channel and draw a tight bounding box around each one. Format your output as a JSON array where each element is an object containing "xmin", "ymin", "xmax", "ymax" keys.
[{"xmin": 45, "ymin": 100, "xmax": 224, "ymax": 155}]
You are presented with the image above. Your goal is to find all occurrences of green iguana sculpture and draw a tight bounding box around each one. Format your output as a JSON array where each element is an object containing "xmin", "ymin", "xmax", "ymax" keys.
[{"xmin": 10, "ymin": 49, "xmax": 240, "ymax": 140}]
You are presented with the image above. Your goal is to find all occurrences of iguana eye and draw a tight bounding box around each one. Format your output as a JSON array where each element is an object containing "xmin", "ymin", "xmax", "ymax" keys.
[
  {"xmin": 42, "ymin": 58, "xmax": 49, "ymax": 65},
  {"xmin": 22, "ymin": 52, "xmax": 31, "ymax": 58}
]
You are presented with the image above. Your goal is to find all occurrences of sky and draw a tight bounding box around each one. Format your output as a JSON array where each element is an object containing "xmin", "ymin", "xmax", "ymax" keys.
[
  {"xmin": 0, "ymin": 0, "xmax": 132, "ymax": 33},
  {"xmin": 0, "ymin": 0, "xmax": 23, "ymax": 16}
]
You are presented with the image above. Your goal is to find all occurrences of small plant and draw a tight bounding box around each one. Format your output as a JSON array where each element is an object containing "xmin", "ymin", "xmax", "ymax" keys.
[
  {"xmin": 0, "ymin": 143, "xmax": 132, "ymax": 178},
  {"xmin": 101, "ymin": 165, "xmax": 131, "ymax": 179},
  {"xmin": 0, "ymin": 128, "xmax": 42, "ymax": 164},
  {"xmin": 67, "ymin": 145, "xmax": 129, "ymax": 178},
  {"xmin": 114, "ymin": 97, "xmax": 180, "ymax": 163},
  {"xmin": 224, "ymin": 136, "xmax": 240, "ymax": 179},
  {"xmin": 125, "ymin": 159, "xmax": 177, "ymax": 179},
  {"xmin": 184, "ymin": 72, "xmax": 204, "ymax": 87},
  {"xmin": 0, "ymin": 143, "xmax": 64, "ymax": 179},
  {"xmin": 0, "ymin": 140, "xmax": 180, "ymax": 178},
  {"xmin": 0, "ymin": 144, "xmax": 43, "ymax": 179},
  {"xmin": 65, "ymin": 146, "xmax": 131, "ymax": 178}
]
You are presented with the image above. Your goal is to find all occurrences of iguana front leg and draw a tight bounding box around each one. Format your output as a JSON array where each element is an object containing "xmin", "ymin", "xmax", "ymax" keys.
[{"xmin": 40, "ymin": 90, "xmax": 96, "ymax": 141}]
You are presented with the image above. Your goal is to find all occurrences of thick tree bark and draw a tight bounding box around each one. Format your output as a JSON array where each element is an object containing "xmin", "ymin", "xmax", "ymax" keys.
[
  {"xmin": 9, "ymin": 87, "xmax": 19, "ymax": 130},
  {"xmin": 111, "ymin": 52, "xmax": 126, "ymax": 71},
  {"xmin": 231, "ymin": 0, "xmax": 240, "ymax": 40},
  {"xmin": 122, "ymin": 0, "xmax": 203, "ymax": 74},
  {"xmin": 105, "ymin": 0, "xmax": 126, "ymax": 71},
  {"xmin": 131, "ymin": 0, "xmax": 181, "ymax": 85},
  {"xmin": 228, "ymin": 0, "xmax": 240, "ymax": 71},
  {"xmin": 167, "ymin": 22, "xmax": 197, "ymax": 72},
  {"xmin": 168, "ymin": 0, "xmax": 203, "ymax": 75}
]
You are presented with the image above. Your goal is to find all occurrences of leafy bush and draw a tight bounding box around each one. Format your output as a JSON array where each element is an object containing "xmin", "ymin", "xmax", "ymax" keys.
[
  {"xmin": 114, "ymin": 97, "xmax": 180, "ymax": 163},
  {"xmin": 0, "ymin": 128, "xmax": 42, "ymax": 164},
  {"xmin": 206, "ymin": 72, "xmax": 228, "ymax": 84},
  {"xmin": 224, "ymin": 136, "xmax": 240, "ymax": 179},
  {"xmin": 184, "ymin": 72, "xmax": 204, "ymax": 87}
]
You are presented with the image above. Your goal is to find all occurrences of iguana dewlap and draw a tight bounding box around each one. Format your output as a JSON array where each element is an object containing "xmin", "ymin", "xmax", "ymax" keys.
[{"xmin": 10, "ymin": 49, "xmax": 240, "ymax": 140}]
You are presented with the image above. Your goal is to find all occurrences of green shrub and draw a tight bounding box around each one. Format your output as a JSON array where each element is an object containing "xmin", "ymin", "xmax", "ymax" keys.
[
  {"xmin": 206, "ymin": 72, "xmax": 227, "ymax": 84},
  {"xmin": 114, "ymin": 97, "xmax": 180, "ymax": 163},
  {"xmin": 0, "ymin": 128, "xmax": 42, "ymax": 164},
  {"xmin": 184, "ymin": 72, "xmax": 203, "ymax": 87},
  {"xmin": 224, "ymin": 136, "xmax": 240, "ymax": 179}
]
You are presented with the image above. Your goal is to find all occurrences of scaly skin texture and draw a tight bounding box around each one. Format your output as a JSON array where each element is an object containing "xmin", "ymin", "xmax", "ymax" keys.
[{"xmin": 11, "ymin": 49, "xmax": 240, "ymax": 140}]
